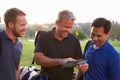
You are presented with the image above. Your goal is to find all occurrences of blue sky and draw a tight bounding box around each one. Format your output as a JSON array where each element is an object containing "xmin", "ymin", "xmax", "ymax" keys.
[{"xmin": 0, "ymin": 0, "xmax": 120, "ymax": 24}]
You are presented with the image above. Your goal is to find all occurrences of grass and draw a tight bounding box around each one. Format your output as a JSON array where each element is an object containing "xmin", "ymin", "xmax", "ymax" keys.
[
  {"xmin": 109, "ymin": 40, "xmax": 120, "ymax": 52},
  {"xmin": 20, "ymin": 39, "xmax": 120, "ymax": 66},
  {"xmin": 20, "ymin": 39, "xmax": 34, "ymax": 66}
]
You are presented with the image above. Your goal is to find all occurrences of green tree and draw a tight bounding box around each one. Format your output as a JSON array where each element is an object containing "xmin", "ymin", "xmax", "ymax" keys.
[
  {"xmin": 110, "ymin": 21, "xmax": 120, "ymax": 41},
  {"xmin": 71, "ymin": 29, "xmax": 87, "ymax": 40}
]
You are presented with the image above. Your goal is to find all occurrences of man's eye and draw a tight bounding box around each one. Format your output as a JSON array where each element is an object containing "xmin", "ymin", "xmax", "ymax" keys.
[{"xmin": 97, "ymin": 35, "xmax": 102, "ymax": 37}]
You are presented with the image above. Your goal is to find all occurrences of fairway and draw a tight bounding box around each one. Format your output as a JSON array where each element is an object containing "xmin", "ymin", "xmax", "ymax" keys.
[{"xmin": 20, "ymin": 40, "xmax": 34, "ymax": 66}]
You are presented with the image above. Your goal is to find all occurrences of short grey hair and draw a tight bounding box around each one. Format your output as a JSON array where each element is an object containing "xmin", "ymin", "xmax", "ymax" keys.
[{"xmin": 57, "ymin": 10, "xmax": 75, "ymax": 21}]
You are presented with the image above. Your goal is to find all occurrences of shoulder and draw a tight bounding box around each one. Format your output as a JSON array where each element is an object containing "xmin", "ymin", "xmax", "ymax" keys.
[
  {"xmin": 0, "ymin": 30, "xmax": 3, "ymax": 35},
  {"xmin": 105, "ymin": 41, "xmax": 119, "ymax": 54},
  {"xmin": 18, "ymin": 40, "xmax": 23, "ymax": 46},
  {"xmin": 69, "ymin": 33, "xmax": 79, "ymax": 41},
  {"xmin": 104, "ymin": 42, "xmax": 120, "ymax": 59},
  {"xmin": 68, "ymin": 34, "xmax": 81, "ymax": 46},
  {"xmin": 35, "ymin": 30, "xmax": 51, "ymax": 45},
  {"xmin": 37, "ymin": 31, "xmax": 50, "ymax": 40},
  {"xmin": 0, "ymin": 30, "xmax": 5, "ymax": 39}
]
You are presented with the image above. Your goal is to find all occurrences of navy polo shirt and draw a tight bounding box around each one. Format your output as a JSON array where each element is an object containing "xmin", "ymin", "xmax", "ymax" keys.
[
  {"xmin": 0, "ymin": 30, "xmax": 22, "ymax": 80},
  {"xmin": 34, "ymin": 28, "xmax": 82, "ymax": 80},
  {"xmin": 84, "ymin": 40, "xmax": 120, "ymax": 80}
]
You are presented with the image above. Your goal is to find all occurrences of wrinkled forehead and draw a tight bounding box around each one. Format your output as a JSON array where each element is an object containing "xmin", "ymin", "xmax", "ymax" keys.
[{"xmin": 59, "ymin": 19, "xmax": 74, "ymax": 26}]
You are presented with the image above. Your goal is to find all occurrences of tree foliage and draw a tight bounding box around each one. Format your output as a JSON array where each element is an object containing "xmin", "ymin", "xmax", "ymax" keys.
[
  {"xmin": 71, "ymin": 28, "xmax": 87, "ymax": 40},
  {"xmin": 1, "ymin": 20, "xmax": 120, "ymax": 41},
  {"xmin": 110, "ymin": 21, "xmax": 120, "ymax": 40}
]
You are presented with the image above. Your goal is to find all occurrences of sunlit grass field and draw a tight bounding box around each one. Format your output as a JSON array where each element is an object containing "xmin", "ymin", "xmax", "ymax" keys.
[
  {"xmin": 20, "ymin": 39, "xmax": 120, "ymax": 66},
  {"xmin": 20, "ymin": 39, "xmax": 34, "ymax": 66}
]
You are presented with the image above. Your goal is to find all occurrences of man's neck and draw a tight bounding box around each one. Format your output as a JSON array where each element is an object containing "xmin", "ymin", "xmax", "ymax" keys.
[
  {"xmin": 54, "ymin": 30, "xmax": 63, "ymax": 41},
  {"xmin": 5, "ymin": 29, "xmax": 17, "ymax": 43}
]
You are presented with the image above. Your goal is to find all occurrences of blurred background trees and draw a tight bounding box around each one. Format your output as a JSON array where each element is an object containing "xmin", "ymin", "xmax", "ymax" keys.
[{"xmin": 0, "ymin": 20, "xmax": 120, "ymax": 41}]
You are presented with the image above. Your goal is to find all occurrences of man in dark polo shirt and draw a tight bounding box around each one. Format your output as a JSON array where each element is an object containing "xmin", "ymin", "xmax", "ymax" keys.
[
  {"xmin": 0, "ymin": 8, "xmax": 27, "ymax": 80},
  {"xmin": 34, "ymin": 10, "xmax": 88, "ymax": 80}
]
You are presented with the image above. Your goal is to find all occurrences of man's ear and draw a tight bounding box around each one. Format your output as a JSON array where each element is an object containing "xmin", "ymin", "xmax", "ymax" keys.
[
  {"xmin": 8, "ymin": 22, "xmax": 13, "ymax": 28},
  {"xmin": 55, "ymin": 20, "xmax": 59, "ymax": 25},
  {"xmin": 107, "ymin": 31, "xmax": 111, "ymax": 37}
]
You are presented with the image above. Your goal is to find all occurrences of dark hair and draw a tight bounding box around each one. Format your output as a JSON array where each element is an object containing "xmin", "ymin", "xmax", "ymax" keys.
[
  {"xmin": 4, "ymin": 7, "xmax": 26, "ymax": 27},
  {"xmin": 91, "ymin": 17, "xmax": 111, "ymax": 34}
]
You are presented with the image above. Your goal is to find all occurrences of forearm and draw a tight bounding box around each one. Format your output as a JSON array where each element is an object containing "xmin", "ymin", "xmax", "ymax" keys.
[
  {"xmin": 37, "ymin": 57, "xmax": 63, "ymax": 67},
  {"xmin": 35, "ymin": 52, "xmax": 75, "ymax": 67},
  {"xmin": 16, "ymin": 64, "xmax": 20, "ymax": 80}
]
